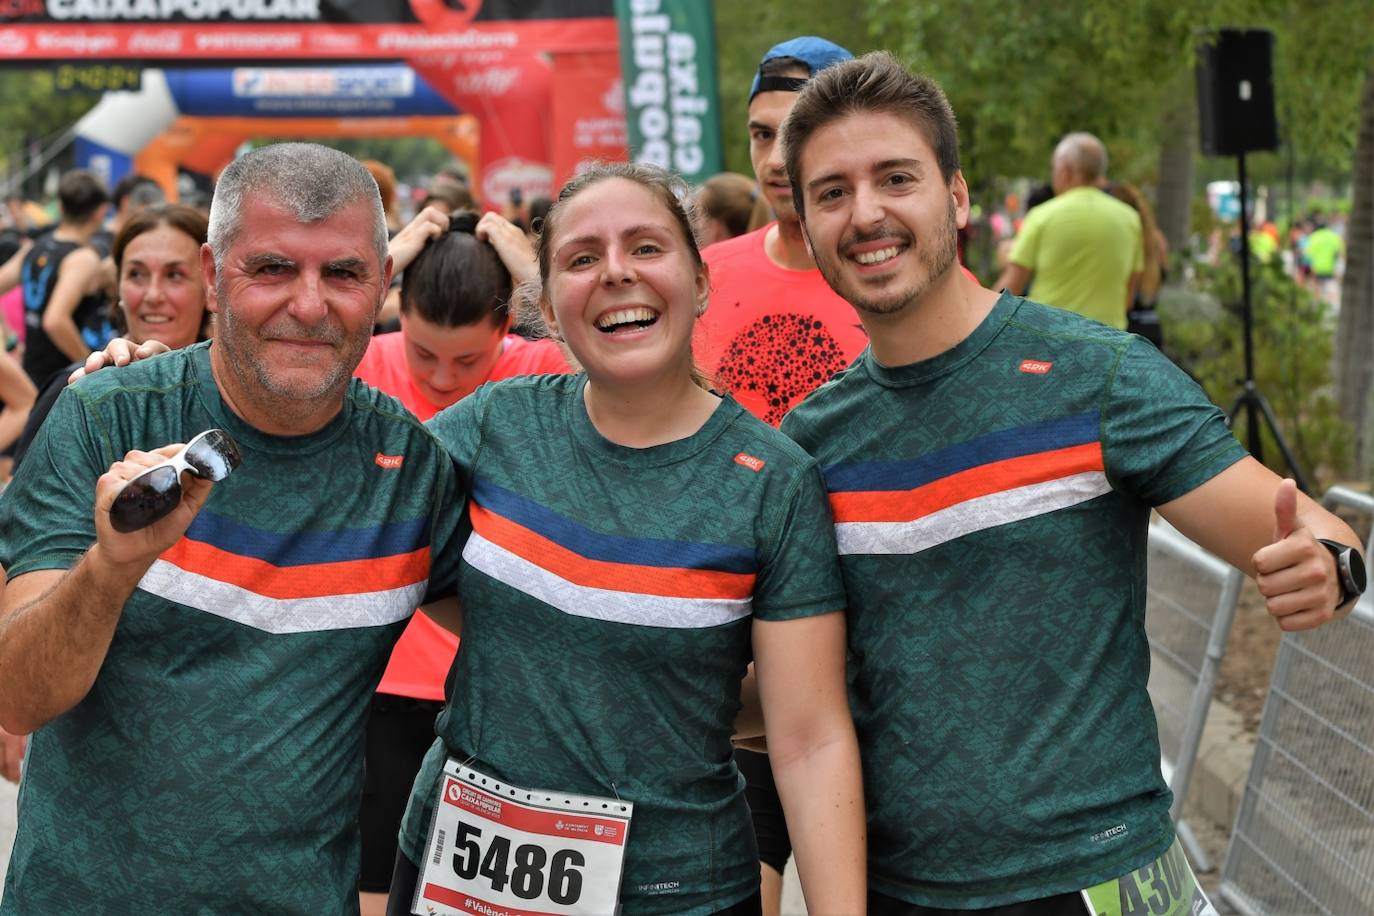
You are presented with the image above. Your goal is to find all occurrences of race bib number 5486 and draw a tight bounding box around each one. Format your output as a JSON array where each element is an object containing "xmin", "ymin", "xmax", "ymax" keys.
[{"xmin": 414, "ymin": 760, "xmax": 634, "ymax": 916}]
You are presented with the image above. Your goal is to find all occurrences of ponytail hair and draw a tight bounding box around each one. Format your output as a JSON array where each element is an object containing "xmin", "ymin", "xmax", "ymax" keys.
[{"xmin": 400, "ymin": 209, "xmax": 512, "ymax": 329}]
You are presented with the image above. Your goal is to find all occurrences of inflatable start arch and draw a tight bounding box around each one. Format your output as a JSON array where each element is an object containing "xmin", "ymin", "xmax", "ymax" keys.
[
  {"xmin": 7, "ymin": 2, "xmax": 631, "ymax": 208},
  {"xmin": 76, "ymin": 67, "xmax": 487, "ymax": 203}
]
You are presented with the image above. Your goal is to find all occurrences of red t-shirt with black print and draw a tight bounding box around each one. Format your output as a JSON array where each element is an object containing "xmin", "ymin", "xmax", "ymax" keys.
[{"xmin": 695, "ymin": 224, "xmax": 871, "ymax": 427}]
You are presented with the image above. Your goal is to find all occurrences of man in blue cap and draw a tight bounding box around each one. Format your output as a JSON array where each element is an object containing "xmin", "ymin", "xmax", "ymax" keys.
[
  {"xmin": 696, "ymin": 39, "xmax": 867, "ymax": 432},
  {"xmin": 695, "ymin": 36, "xmax": 858, "ymax": 916}
]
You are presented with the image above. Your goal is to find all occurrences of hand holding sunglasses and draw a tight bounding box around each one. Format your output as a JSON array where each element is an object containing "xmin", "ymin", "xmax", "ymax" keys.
[{"xmin": 108, "ymin": 430, "xmax": 243, "ymax": 533}]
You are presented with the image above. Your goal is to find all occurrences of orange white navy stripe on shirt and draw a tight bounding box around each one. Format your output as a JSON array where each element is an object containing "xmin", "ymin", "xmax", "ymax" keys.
[
  {"xmin": 137, "ymin": 510, "xmax": 431, "ymax": 634},
  {"xmin": 823, "ymin": 412, "xmax": 1110, "ymax": 556},
  {"xmin": 462, "ymin": 480, "xmax": 758, "ymax": 629}
]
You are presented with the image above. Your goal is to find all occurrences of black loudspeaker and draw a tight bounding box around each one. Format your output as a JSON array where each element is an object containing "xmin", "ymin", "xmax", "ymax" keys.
[{"xmin": 1196, "ymin": 29, "xmax": 1279, "ymax": 156}]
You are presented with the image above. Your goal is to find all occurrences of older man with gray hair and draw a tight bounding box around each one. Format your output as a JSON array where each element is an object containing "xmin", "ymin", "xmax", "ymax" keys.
[
  {"xmin": 998, "ymin": 132, "xmax": 1143, "ymax": 329},
  {"xmin": 0, "ymin": 142, "xmax": 465, "ymax": 913}
]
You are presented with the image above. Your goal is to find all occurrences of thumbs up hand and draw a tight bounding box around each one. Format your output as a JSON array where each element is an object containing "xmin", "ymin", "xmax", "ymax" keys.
[
  {"xmin": 1272, "ymin": 476, "xmax": 1299, "ymax": 541},
  {"xmin": 1252, "ymin": 479, "xmax": 1342, "ymax": 631}
]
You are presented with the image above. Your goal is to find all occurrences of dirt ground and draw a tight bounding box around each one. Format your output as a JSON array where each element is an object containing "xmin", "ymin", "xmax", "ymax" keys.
[{"xmin": 1214, "ymin": 580, "xmax": 1283, "ymax": 733}]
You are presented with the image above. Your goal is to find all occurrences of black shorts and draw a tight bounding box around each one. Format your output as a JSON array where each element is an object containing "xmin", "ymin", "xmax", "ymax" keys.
[
  {"xmin": 868, "ymin": 888, "xmax": 1087, "ymax": 915},
  {"xmin": 359, "ymin": 693, "xmax": 445, "ymax": 893},
  {"xmin": 385, "ymin": 850, "xmax": 762, "ymax": 916},
  {"xmin": 735, "ymin": 748, "xmax": 791, "ymax": 874}
]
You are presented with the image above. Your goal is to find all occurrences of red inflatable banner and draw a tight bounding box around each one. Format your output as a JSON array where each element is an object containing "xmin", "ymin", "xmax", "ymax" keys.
[{"xmin": 10, "ymin": 0, "xmax": 631, "ymax": 209}]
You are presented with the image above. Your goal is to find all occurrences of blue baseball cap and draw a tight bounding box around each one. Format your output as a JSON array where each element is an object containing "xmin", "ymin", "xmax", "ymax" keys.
[{"xmin": 748, "ymin": 36, "xmax": 854, "ymax": 103}]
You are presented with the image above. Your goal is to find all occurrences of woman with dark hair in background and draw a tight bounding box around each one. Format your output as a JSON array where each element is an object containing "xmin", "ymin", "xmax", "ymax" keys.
[
  {"xmin": 696, "ymin": 172, "xmax": 760, "ymax": 246},
  {"xmin": 12, "ymin": 203, "xmax": 210, "ymax": 470},
  {"xmin": 356, "ymin": 208, "xmax": 568, "ymax": 421},
  {"xmin": 1109, "ymin": 181, "xmax": 1168, "ymax": 349}
]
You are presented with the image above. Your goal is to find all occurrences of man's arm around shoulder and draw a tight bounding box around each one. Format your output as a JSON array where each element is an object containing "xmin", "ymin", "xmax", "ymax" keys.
[{"xmin": 1159, "ymin": 457, "xmax": 1363, "ymax": 632}]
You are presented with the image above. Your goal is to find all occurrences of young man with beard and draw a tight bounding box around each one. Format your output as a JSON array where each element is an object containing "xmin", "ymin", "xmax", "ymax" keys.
[
  {"xmin": 777, "ymin": 52, "xmax": 1365, "ymax": 914},
  {"xmin": 0, "ymin": 143, "xmax": 465, "ymax": 913}
]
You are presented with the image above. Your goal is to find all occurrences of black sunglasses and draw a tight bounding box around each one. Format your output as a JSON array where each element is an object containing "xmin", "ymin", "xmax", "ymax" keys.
[{"xmin": 109, "ymin": 429, "xmax": 243, "ymax": 533}]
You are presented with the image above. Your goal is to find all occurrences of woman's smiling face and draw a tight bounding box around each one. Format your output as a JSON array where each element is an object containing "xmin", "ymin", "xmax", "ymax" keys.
[
  {"xmin": 120, "ymin": 223, "xmax": 208, "ymax": 349},
  {"xmin": 540, "ymin": 177, "xmax": 708, "ymax": 388}
]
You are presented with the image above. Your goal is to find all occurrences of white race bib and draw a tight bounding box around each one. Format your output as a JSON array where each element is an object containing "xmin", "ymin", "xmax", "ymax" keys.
[{"xmin": 414, "ymin": 759, "xmax": 634, "ymax": 916}]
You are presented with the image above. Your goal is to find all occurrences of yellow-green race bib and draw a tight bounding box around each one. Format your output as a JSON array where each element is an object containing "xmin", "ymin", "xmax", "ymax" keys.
[{"xmin": 1079, "ymin": 838, "xmax": 1218, "ymax": 916}]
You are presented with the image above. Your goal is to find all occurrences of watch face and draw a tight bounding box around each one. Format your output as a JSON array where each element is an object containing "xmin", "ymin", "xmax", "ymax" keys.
[{"xmin": 1347, "ymin": 548, "xmax": 1367, "ymax": 593}]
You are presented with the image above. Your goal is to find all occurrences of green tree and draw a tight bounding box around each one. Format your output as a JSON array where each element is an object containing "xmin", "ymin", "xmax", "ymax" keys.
[
  {"xmin": 866, "ymin": 0, "xmax": 1372, "ymax": 475},
  {"xmin": 713, "ymin": 0, "xmax": 872, "ymax": 177},
  {"xmin": 0, "ymin": 71, "xmax": 102, "ymax": 195},
  {"xmin": 1164, "ymin": 259, "xmax": 1352, "ymax": 488},
  {"xmin": 1335, "ymin": 64, "xmax": 1374, "ymax": 470},
  {"xmin": 866, "ymin": 0, "xmax": 1368, "ymax": 224}
]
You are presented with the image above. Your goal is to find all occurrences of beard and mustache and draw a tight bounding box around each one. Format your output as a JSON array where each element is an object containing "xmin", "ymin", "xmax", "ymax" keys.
[
  {"xmin": 812, "ymin": 197, "xmax": 959, "ymax": 317},
  {"xmin": 215, "ymin": 281, "xmax": 375, "ymax": 407}
]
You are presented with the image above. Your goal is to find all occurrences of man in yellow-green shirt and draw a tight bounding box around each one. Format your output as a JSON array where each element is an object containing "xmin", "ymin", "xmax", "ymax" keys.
[
  {"xmin": 1304, "ymin": 220, "xmax": 1345, "ymax": 306},
  {"xmin": 1305, "ymin": 223, "xmax": 1344, "ymax": 279},
  {"xmin": 999, "ymin": 133, "xmax": 1143, "ymax": 329}
]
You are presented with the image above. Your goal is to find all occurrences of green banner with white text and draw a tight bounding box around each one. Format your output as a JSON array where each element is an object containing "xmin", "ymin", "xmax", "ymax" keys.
[{"xmin": 614, "ymin": 0, "xmax": 723, "ymax": 185}]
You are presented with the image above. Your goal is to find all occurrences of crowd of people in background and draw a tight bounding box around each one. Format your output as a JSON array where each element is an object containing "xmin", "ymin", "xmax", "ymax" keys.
[
  {"xmin": 0, "ymin": 152, "xmax": 1350, "ymax": 438},
  {"xmin": 0, "ymin": 37, "xmax": 1364, "ymax": 916}
]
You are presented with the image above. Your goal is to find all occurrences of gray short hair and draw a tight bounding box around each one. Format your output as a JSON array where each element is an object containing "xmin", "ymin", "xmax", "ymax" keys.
[
  {"xmin": 1053, "ymin": 132, "xmax": 1108, "ymax": 182},
  {"xmin": 207, "ymin": 143, "xmax": 388, "ymax": 271}
]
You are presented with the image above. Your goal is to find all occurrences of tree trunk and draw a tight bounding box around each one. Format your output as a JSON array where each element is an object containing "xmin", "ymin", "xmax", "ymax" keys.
[
  {"xmin": 1335, "ymin": 63, "xmax": 1374, "ymax": 473},
  {"xmin": 1154, "ymin": 87, "xmax": 1196, "ymax": 262}
]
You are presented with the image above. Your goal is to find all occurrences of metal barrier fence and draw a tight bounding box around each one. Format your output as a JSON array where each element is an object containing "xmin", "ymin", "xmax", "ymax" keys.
[
  {"xmin": 1145, "ymin": 520, "xmax": 1245, "ymax": 870},
  {"xmin": 1219, "ymin": 486, "xmax": 1374, "ymax": 916}
]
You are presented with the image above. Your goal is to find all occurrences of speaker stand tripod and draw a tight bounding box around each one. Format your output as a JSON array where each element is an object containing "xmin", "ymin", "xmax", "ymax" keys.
[{"xmin": 1225, "ymin": 149, "xmax": 1310, "ymax": 494}]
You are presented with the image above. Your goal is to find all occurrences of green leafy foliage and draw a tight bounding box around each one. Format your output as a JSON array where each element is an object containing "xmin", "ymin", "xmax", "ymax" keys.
[
  {"xmin": 1161, "ymin": 258, "xmax": 1353, "ymax": 486},
  {"xmin": 0, "ymin": 71, "xmax": 102, "ymax": 191},
  {"xmin": 863, "ymin": 0, "xmax": 1371, "ymax": 190},
  {"xmin": 713, "ymin": 0, "xmax": 874, "ymax": 177}
]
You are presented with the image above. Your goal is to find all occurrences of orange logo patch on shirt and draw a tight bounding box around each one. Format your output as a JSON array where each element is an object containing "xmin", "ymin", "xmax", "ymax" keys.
[
  {"xmin": 1019, "ymin": 359, "xmax": 1053, "ymax": 375},
  {"xmin": 375, "ymin": 453, "xmax": 405, "ymax": 469},
  {"xmin": 734, "ymin": 453, "xmax": 766, "ymax": 473}
]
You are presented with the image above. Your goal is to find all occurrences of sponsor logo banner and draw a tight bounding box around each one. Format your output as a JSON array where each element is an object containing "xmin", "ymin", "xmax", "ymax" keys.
[
  {"xmin": 0, "ymin": 18, "xmax": 617, "ymax": 58},
  {"xmin": 4, "ymin": 1, "xmax": 614, "ymax": 25},
  {"xmin": 613, "ymin": 0, "xmax": 722, "ymax": 185}
]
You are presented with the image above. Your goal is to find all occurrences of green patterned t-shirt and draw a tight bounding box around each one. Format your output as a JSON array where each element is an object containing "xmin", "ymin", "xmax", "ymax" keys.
[
  {"xmin": 0, "ymin": 341, "xmax": 465, "ymax": 914},
  {"xmin": 781, "ymin": 294, "xmax": 1247, "ymax": 907},
  {"xmin": 400, "ymin": 374, "xmax": 845, "ymax": 916}
]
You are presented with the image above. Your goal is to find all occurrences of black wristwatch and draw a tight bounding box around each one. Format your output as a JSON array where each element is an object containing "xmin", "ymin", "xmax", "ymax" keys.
[{"xmin": 1318, "ymin": 539, "xmax": 1367, "ymax": 610}]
